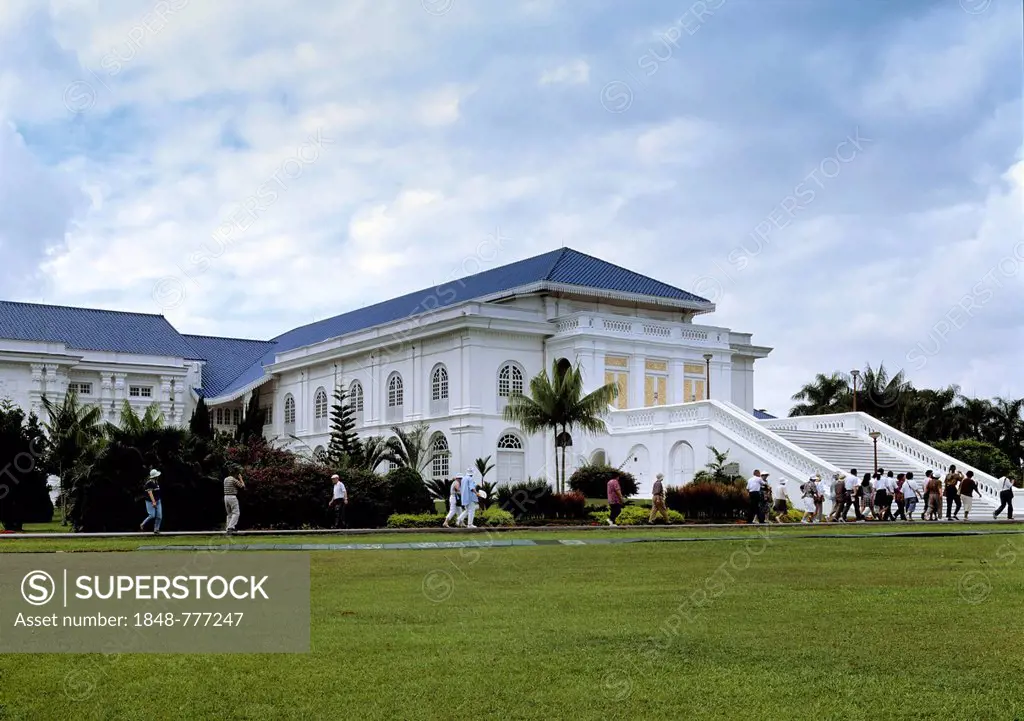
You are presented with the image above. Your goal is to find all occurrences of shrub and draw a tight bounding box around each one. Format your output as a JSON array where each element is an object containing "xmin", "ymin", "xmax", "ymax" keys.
[
  {"xmin": 341, "ymin": 469, "xmax": 393, "ymax": 529},
  {"xmin": 548, "ymin": 491, "xmax": 588, "ymax": 520},
  {"xmin": 0, "ymin": 403, "xmax": 52, "ymax": 530},
  {"xmin": 386, "ymin": 467, "xmax": 434, "ymax": 514},
  {"xmin": 931, "ymin": 439, "xmax": 1017, "ymax": 479},
  {"xmin": 664, "ymin": 482, "xmax": 748, "ymax": 522},
  {"xmin": 588, "ymin": 506, "xmax": 684, "ymax": 525},
  {"xmin": 68, "ymin": 427, "xmax": 224, "ymax": 532},
  {"xmin": 385, "ymin": 506, "xmax": 515, "ymax": 528},
  {"xmin": 237, "ymin": 460, "xmax": 328, "ymax": 530},
  {"xmin": 568, "ymin": 464, "xmax": 638, "ymax": 499},
  {"xmin": 496, "ymin": 479, "xmax": 553, "ymax": 520}
]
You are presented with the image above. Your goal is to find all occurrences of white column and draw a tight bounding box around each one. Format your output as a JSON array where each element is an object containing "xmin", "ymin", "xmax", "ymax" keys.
[
  {"xmin": 410, "ymin": 347, "xmax": 421, "ymax": 421},
  {"xmin": 629, "ymin": 354, "xmax": 645, "ymax": 410},
  {"xmin": 100, "ymin": 373, "xmax": 113, "ymax": 416},
  {"xmin": 113, "ymin": 373, "xmax": 127, "ymax": 419},
  {"xmin": 159, "ymin": 375, "xmax": 173, "ymax": 420},
  {"xmin": 29, "ymin": 364, "xmax": 44, "ymax": 416},
  {"xmin": 669, "ymin": 359, "xmax": 684, "ymax": 404},
  {"xmin": 173, "ymin": 378, "xmax": 185, "ymax": 425}
]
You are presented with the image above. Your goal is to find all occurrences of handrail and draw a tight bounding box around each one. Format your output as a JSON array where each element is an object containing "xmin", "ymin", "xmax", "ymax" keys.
[{"xmin": 759, "ymin": 411, "xmax": 1005, "ymax": 499}]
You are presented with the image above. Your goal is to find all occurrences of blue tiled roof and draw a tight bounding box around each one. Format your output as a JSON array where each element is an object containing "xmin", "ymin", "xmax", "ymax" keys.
[
  {"xmin": 753, "ymin": 409, "xmax": 776, "ymax": 420},
  {"xmin": 207, "ymin": 247, "xmax": 711, "ymax": 399},
  {"xmin": 0, "ymin": 301, "xmax": 202, "ymax": 358},
  {"xmin": 182, "ymin": 335, "xmax": 277, "ymax": 398}
]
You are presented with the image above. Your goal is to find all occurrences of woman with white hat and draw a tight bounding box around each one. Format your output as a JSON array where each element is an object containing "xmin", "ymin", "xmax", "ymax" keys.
[{"xmin": 442, "ymin": 473, "xmax": 463, "ymax": 528}]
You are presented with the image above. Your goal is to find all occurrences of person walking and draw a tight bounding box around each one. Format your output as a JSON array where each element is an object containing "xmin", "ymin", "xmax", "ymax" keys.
[
  {"xmin": 456, "ymin": 469, "xmax": 479, "ymax": 528},
  {"xmin": 744, "ymin": 470, "xmax": 765, "ymax": 524},
  {"xmin": 893, "ymin": 473, "xmax": 908, "ymax": 521},
  {"xmin": 844, "ymin": 470, "xmax": 861, "ymax": 521},
  {"xmin": 329, "ymin": 473, "xmax": 348, "ymax": 528},
  {"xmin": 903, "ymin": 472, "xmax": 920, "ymax": 520},
  {"xmin": 442, "ymin": 473, "xmax": 463, "ymax": 528},
  {"xmin": 944, "ymin": 466, "xmax": 963, "ymax": 520},
  {"xmin": 924, "ymin": 471, "xmax": 942, "ymax": 521},
  {"xmin": 800, "ymin": 476, "xmax": 817, "ymax": 523},
  {"xmin": 607, "ymin": 474, "xmax": 625, "ymax": 526},
  {"xmin": 858, "ymin": 473, "xmax": 874, "ymax": 521},
  {"xmin": 829, "ymin": 473, "xmax": 848, "ymax": 522},
  {"xmin": 993, "ymin": 476, "xmax": 1015, "ymax": 520},
  {"xmin": 140, "ymin": 468, "xmax": 162, "ymax": 534},
  {"xmin": 773, "ymin": 477, "xmax": 790, "ymax": 523},
  {"xmin": 958, "ymin": 471, "xmax": 980, "ymax": 521},
  {"xmin": 648, "ymin": 472, "xmax": 670, "ymax": 524},
  {"xmin": 813, "ymin": 474, "xmax": 827, "ymax": 522},
  {"xmin": 224, "ymin": 473, "xmax": 245, "ymax": 534}
]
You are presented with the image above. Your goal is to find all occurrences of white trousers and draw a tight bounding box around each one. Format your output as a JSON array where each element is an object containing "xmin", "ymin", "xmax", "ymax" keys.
[
  {"xmin": 224, "ymin": 495, "xmax": 240, "ymax": 530},
  {"xmin": 457, "ymin": 502, "xmax": 477, "ymax": 526},
  {"xmin": 444, "ymin": 496, "xmax": 461, "ymax": 522},
  {"xmin": 962, "ymin": 495, "xmax": 974, "ymax": 514}
]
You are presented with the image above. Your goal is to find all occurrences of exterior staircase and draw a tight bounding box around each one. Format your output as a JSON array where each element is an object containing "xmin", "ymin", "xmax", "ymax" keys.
[{"xmin": 760, "ymin": 414, "xmax": 1005, "ymax": 518}]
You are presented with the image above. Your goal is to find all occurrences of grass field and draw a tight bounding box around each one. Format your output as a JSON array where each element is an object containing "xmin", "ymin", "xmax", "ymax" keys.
[{"xmin": 1, "ymin": 529, "xmax": 1022, "ymax": 720}]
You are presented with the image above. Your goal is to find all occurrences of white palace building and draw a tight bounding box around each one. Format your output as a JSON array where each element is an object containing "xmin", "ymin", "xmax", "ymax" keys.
[{"xmin": 0, "ymin": 247, "xmax": 1007, "ymax": 512}]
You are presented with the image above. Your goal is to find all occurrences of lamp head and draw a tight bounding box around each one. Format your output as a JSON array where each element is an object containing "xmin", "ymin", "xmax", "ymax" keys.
[{"xmin": 868, "ymin": 430, "xmax": 881, "ymax": 440}]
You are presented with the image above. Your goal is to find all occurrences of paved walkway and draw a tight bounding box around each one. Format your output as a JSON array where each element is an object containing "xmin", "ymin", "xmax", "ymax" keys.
[
  {"xmin": 4, "ymin": 517, "xmax": 1019, "ymax": 540},
  {"xmin": 138, "ymin": 528, "xmax": 1024, "ymax": 552}
]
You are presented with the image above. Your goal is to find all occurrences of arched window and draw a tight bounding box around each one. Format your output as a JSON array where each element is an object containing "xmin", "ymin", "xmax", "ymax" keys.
[
  {"xmin": 497, "ymin": 362, "xmax": 524, "ymax": 412},
  {"xmin": 215, "ymin": 408, "xmax": 223, "ymax": 425},
  {"xmin": 232, "ymin": 408, "xmax": 240, "ymax": 425},
  {"xmin": 386, "ymin": 373, "xmax": 403, "ymax": 422},
  {"xmin": 496, "ymin": 432, "xmax": 525, "ymax": 485},
  {"xmin": 498, "ymin": 433, "xmax": 523, "ymax": 449},
  {"xmin": 430, "ymin": 433, "xmax": 450, "ymax": 479},
  {"xmin": 313, "ymin": 445, "xmax": 327, "ymax": 463},
  {"xmin": 431, "ymin": 365, "xmax": 448, "ymax": 400},
  {"xmin": 314, "ymin": 387, "xmax": 328, "ymax": 431},
  {"xmin": 283, "ymin": 394, "xmax": 296, "ymax": 426},
  {"xmin": 430, "ymin": 364, "xmax": 449, "ymax": 416},
  {"xmin": 349, "ymin": 380, "xmax": 364, "ymax": 412}
]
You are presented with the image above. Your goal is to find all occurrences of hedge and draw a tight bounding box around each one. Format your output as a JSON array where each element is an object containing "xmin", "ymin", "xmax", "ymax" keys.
[
  {"xmin": 665, "ymin": 481, "xmax": 748, "ymax": 522},
  {"xmin": 386, "ymin": 507, "xmax": 515, "ymax": 528},
  {"xmin": 588, "ymin": 505, "xmax": 684, "ymax": 525}
]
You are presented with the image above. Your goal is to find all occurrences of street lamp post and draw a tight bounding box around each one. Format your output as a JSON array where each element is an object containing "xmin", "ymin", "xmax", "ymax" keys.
[
  {"xmin": 850, "ymin": 369, "xmax": 860, "ymax": 413},
  {"xmin": 703, "ymin": 353, "xmax": 713, "ymax": 400},
  {"xmin": 869, "ymin": 430, "xmax": 880, "ymax": 473}
]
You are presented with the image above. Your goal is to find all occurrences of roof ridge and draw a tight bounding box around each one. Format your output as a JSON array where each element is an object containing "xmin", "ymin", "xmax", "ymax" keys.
[
  {"xmin": 0, "ymin": 299, "xmax": 166, "ymax": 319},
  {"xmin": 182, "ymin": 333, "xmax": 275, "ymax": 344},
  {"xmin": 542, "ymin": 247, "xmax": 572, "ymax": 280}
]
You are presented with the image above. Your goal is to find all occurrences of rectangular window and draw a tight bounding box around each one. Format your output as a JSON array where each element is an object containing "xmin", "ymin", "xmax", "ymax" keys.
[
  {"xmin": 262, "ymin": 406, "xmax": 273, "ymax": 425},
  {"xmin": 129, "ymin": 386, "xmax": 152, "ymax": 398},
  {"xmin": 68, "ymin": 382, "xmax": 92, "ymax": 395},
  {"xmin": 604, "ymin": 354, "xmax": 629, "ymax": 410}
]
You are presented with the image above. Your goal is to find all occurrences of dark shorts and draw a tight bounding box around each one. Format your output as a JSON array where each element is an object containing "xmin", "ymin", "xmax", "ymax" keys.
[
  {"xmin": 773, "ymin": 500, "xmax": 787, "ymax": 513},
  {"xmin": 874, "ymin": 490, "xmax": 886, "ymax": 506}
]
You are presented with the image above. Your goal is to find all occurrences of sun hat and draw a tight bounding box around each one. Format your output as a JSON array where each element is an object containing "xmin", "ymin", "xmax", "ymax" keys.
[{"xmin": 149, "ymin": 469, "xmax": 161, "ymax": 478}]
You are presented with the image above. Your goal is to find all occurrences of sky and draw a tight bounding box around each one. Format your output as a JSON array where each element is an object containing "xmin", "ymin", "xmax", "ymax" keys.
[{"xmin": 0, "ymin": 0, "xmax": 1021, "ymax": 416}]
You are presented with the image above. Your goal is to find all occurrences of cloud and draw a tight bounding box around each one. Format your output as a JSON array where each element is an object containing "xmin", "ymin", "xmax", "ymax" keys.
[
  {"xmin": 0, "ymin": 0, "xmax": 1018, "ymax": 418},
  {"xmin": 539, "ymin": 59, "xmax": 589, "ymax": 85}
]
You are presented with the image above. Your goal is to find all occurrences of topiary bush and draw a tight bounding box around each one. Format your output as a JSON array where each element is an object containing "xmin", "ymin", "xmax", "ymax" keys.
[
  {"xmin": 496, "ymin": 479, "xmax": 553, "ymax": 520},
  {"xmin": 341, "ymin": 469, "xmax": 393, "ymax": 528},
  {"xmin": 568, "ymin": 464, "xmax": 638, "ymax": 499},
  {"xmin": 236, "ymin": 460, "xmax": 328, "ymax": 530},
  {"xmin": 386, "ymin": 466, "xmax": 434, "ymax": 514},
  {"xmin": 664, "ymin": 482, "xmax": 748, "ymax": 522}
]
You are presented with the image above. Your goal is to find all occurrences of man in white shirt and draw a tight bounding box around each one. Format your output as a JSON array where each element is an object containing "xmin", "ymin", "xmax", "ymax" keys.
[
  {"xmin": 772, "ymin": 477, "xmax": 790, "ymax": 523},
  {"xmin": 746, "ymin": 470, "xmax": 765, "ymax": 524},
  {"xmin": 994, "ymin": 476, "xmax": 1015, "ymax": 520},
  {"xmin": 844, "ymin": 470, "xmax": 860, "ymax": 521},
  {"xmin": 903, "ymin": 471, "xmax": 920, "ymax": 520},
  {"xmin": 329, "ymin": 473, "xmax": 348, "ymax": 528}
]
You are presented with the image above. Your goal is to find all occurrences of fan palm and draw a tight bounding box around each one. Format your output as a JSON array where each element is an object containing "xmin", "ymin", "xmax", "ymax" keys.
[
  {"xmin": 40, "ymin": 391, "xmax": 106, "ymax": 525},
  {"xmin": 383, "ymin": 422, "xmax": 437, "ymax": 474},
  {"xmin": 503, "ymin": 359, "xmax": 618, "ymax": 493},
  {"xmin": 359, "ymin": 435, "xmax": 390, "ymax": 473},
  {"xmin": 475, "ymin": 456, "xmax": 494, "ymax": 482},
  {"xmin": 789, "ymin": 373, "xmax": 850, "ymax": 416}
]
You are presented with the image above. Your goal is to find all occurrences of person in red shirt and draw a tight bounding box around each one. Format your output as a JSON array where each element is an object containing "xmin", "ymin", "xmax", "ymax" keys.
[{"xmin": 607, "ymin": 476, "xmax": 624, "ymax": 526}]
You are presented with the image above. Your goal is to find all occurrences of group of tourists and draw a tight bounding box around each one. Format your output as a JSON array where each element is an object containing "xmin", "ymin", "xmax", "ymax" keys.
[
  {"xmin": 139, "ymin": 468, "xmax": 248, "ymax": 534},
  {"xmin": 746, "ymin": 464, "xmax": 1016, "ymax": 524}
]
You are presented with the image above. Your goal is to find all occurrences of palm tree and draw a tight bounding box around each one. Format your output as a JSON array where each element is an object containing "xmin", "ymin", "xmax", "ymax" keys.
[
  {"xmin": 383, "ymin": 422, "xmax": 437, "ymax": 474},
  {"xmin": 503, "ymin": 359, "xmax": 618, "ymax": 493},
  {"xmin": 958, "ymin": 395, "xmax": 994, "ymax": 440},
  {"xmin": 359, "ymin": 435, "xmax": 390, "ymax": 473},
  {"xmin": 40, "ymin": 391, "xmax": 106, "ymax": 525},
  {"xmin": 475, "ymin": 456, "xmax": 494, "ymax": 482},
  {"xmin": 857, "ymin": 363, "xmax": 910, "ymax": 424},
  {"xmin": 113, "ymin": 401, "xmax": 164, "ymax": 435},
  {"xmin": 989, "ymin": 397, "xmax": 1024, "ymax": 468},
  {"xmin": 789, "ymin": 373, "xmax": 850, "ymax": 416}
]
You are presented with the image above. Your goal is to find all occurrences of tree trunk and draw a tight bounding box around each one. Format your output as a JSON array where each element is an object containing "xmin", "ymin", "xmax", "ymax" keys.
[{"xmin": 559, "ymin": 424, "xmax": 567, "ymax": 494}]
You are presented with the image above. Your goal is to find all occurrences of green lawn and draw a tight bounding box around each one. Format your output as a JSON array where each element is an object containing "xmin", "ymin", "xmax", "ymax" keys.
[{"xmin": 1, "ymin": 531, "xmax": 1022, "ymax": 719}]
